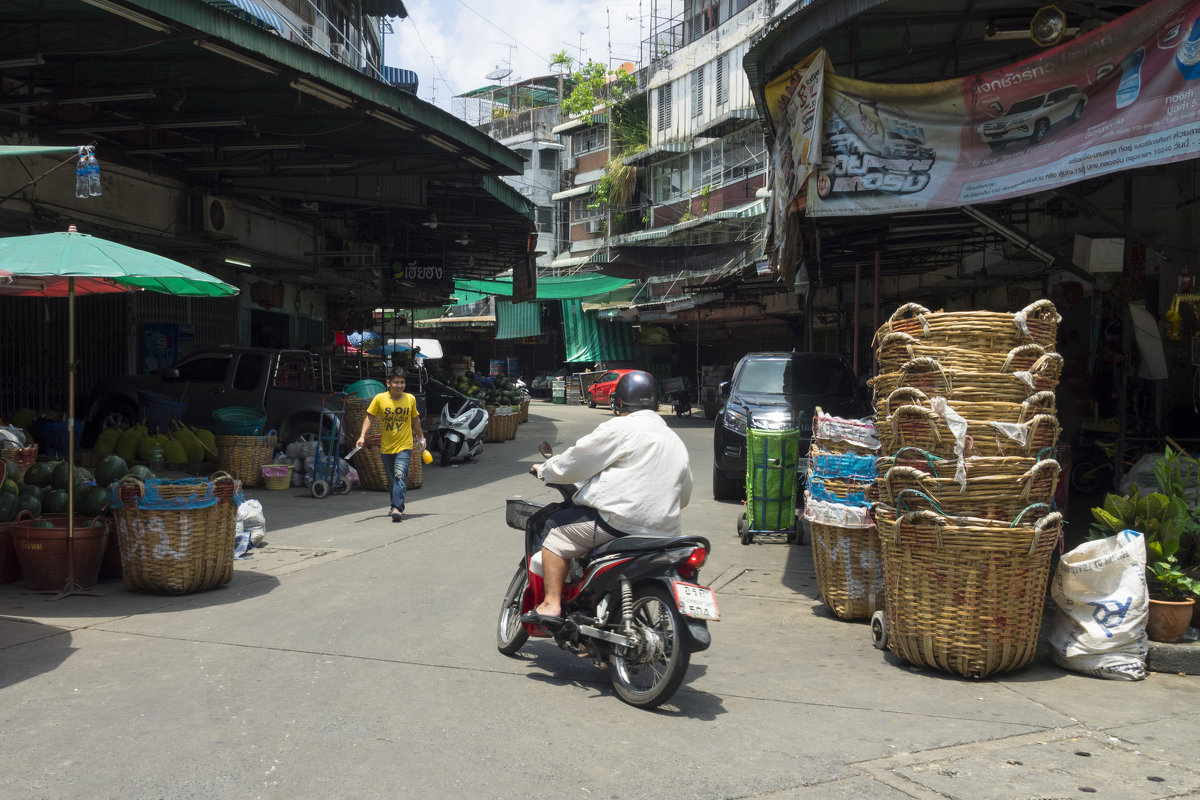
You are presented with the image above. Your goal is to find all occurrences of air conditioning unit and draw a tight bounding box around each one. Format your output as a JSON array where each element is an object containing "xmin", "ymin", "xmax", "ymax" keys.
[
  {"xmin": 300, "ymin": 25, "xmax": 315, "ymax": 44},
  {"xmin": 585, "ymin": 219, "xmax": 604, "ymax": 234},
  {"xmin": 201, "ymin": 195, "xmax": 235, "ymax": 236}
]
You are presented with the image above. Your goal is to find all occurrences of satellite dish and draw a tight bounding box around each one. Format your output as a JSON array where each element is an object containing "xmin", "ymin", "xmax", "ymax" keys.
[{"xmin": 486, "ymin": 66, "xmax": 513, "ymax": 81}]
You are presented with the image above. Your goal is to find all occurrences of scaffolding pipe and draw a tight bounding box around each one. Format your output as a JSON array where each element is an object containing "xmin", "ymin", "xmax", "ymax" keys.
[{"xmin": 853, "ymin": 263, "xmax": 861, "ymax": 375}]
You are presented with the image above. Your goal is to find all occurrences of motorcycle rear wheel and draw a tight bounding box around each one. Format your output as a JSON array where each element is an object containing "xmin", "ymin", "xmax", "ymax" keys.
[
  {"xmin": 610, "ymin": 585, "xmax": 690, "ymax": 709},
  {"xmin": 497, "ymin": 565, "xmax": 530, "ymax": 655},
  {"xmin": 440, "ymin": 442, "xmax": 454, "ymax": 468}
]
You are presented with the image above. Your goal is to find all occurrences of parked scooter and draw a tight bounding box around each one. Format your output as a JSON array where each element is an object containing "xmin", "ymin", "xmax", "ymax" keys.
[
  {"xmin": 437, "ymin": 397, "xmax": 488, "ymax": 466},
  {"xmin": 669, "ymin": 386, "xmax": 693, "ymax": 417},
  {"xmin": 496, "ymin": 442, "xmax": 717, "ymax": 709}
]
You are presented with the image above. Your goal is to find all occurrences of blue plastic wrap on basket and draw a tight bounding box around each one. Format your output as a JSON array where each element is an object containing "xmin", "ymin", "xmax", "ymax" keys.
[
  {"xmin": 807, "ymin": 478, "xmax": 872, "ymax": 507},
  {"xmin": 809, "ymin": 451, "xmax": 877, "ymax": 482},
  {"xmin": 109, "ymin": 476, "xmax": 243, "ymax": 510}
]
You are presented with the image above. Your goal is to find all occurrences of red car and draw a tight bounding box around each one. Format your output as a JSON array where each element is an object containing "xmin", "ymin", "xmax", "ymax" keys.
[{"xmin": 587, "ymin": 369, "xmax": 639, "ymax": 410}]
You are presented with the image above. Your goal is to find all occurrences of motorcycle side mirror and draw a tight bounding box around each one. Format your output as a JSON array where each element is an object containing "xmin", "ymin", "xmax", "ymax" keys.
[{"xmin": 538, "ymin": 441, "xmax": 554, "ymax": 458}]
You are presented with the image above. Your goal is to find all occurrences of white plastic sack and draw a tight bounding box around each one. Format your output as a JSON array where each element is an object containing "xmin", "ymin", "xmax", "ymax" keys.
[
  {"xmin": 290, "ymin": 459, "xmax": 304, "ymax": 486},
  {"xmin": 0, "ymin": 424, "xmax": 25, "ymax": 447},
  {"xmin": 1048, "ymin": 529, "xmax": 1149, "ymax": 680},
  {"xmin": 236, "ymin": 499, "xmax": 267, "ymax": 547},
  {"xmin": 272, "ymin": 452, "xmax": 290, "ymax": 465}
]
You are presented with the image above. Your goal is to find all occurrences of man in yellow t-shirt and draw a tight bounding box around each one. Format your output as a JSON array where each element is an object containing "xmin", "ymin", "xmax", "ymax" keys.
[{"xmin": 356, "ymin": 370, "xmax": 425, "ymax": 522}]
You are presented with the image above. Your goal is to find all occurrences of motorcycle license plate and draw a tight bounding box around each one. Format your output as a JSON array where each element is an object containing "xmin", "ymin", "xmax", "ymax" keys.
[{"xmin": 673, "ymin": 582, "xmax": 720, "ymax": 621}]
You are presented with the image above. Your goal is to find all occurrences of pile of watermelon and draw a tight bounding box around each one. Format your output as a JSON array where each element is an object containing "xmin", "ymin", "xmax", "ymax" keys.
[{"xmin": 0, "ymin": 454, "xmax": 155, "ymax": 523}]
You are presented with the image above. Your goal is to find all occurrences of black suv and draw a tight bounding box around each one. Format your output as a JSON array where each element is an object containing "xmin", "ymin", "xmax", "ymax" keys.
[{"xmin": 712, "ymin": 352, "xmax": 868, "ymax": 500}]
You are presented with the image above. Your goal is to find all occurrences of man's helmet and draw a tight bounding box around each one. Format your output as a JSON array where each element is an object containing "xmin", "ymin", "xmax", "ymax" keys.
[{"xmin": 612, "ymin": 370, "xmax": 659, "ymax": 413}]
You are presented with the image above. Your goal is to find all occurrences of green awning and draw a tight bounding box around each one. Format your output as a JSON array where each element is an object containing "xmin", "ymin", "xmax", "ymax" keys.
[
  {"xmin": 562, "ymin": 299, "xmax": 637, "ymax": 363},
  {"xmin": 495, "ymin": 300, "xmax": 541, "ymax": 339},
  {"xmin": 454, "ymin": 273, "xmax": 631, "ymax": 301},
  {"xmin": 483, "ymin": 176, "xmax": 536, "ymax": 222},
  {"xmin": 0, "ymin": 146, "xmax": 79, "ymax": 157}
]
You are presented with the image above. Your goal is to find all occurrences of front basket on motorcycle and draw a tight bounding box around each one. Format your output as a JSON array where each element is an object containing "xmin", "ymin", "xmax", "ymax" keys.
[{"xmin": 505, "ymin": 499, "xmax": 544, "ymax": 530}]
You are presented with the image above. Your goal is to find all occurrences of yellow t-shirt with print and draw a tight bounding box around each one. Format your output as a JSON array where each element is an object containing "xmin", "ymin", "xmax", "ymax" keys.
[{"xmin": 366, "ymin": 391, "xmax": 418, "ymax": 454}]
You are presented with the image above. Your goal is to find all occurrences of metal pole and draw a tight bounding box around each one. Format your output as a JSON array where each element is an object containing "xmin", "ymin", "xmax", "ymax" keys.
[
  {"xmin": 873, "ymin": 250, "xmax": 881, "ymax": 340},
  {"xmin": 853, "ymin": 263, "xmax": 861, "ymax": 375}
]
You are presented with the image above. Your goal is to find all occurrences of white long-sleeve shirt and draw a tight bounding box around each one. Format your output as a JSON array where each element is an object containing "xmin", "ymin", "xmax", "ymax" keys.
[{"xmin": 540, "ymin": 410, "xmax": 693, "ymax": 537}]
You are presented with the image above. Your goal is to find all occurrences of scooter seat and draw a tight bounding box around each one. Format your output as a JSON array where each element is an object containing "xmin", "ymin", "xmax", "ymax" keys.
[{"xmin": 592, "ymin": 534, "xmax": 710, "ymax": 556}]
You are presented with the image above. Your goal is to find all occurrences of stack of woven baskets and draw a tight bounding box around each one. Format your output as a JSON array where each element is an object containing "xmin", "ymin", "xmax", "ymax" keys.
[
  {"xmin": 110, "ymin": 472, "xmax": 242, "ymax": 595},
  {"xmin": 344, "ymin": 396, "xmax": 423, "ymax": 491},
  {"xmin": 803, "ymin": 408, "xmax": 882, "ymax": 620},
  {"xmin": 485, "ymin": 406, "xmax": 519, "ymax": 443},
  {"xmin": 868, "ymin": 300, "xmax": 1065, "ymax": 679}
]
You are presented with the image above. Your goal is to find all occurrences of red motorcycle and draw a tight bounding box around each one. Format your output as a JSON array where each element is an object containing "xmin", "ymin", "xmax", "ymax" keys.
[{"xmin": 496, "ymin": 442, "xmax": 718, "ymax": 709}]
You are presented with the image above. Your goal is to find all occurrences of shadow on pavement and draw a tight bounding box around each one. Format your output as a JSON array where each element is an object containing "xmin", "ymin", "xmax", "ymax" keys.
[{"xmin": 0, "ymin": 619, "xmax": 75, "ymax": 689}]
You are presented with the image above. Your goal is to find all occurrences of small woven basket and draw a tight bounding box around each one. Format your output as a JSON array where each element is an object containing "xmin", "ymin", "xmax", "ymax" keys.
[
  {"xmin": 408, "ymin": 443, "xmax": 424, "ymax": 489},
  {"xmin": 261, "ymin": 464, "xmax": 293, "ymax": 491},
  {"xmin": 0, "ymin": 445, "xmax": 38, "ymax": 479},
  {"xmin": 873, "ymin": 299, "xmax": 1060, "ymax": 352},
  {"xmin": 217, "ymin": 430, "xmax": 277, "ymax": 488},
  {"xmin": 810, "ymin": 521, "xmax": 884, "ymax": 620},
  {"xmin": 872, "ymin": 504, "xmax": 1062, "ymax": 678},
  {"xmin": 352, "ymin": 435, "xmax": 388, "ymax": 492},
  {"xmin": 519, "ymin": 398, "xmax": 530, "ymax": 423},
  {"xmin": 111, "ymin": 473, "xmax": 240, "ymax": 595}
]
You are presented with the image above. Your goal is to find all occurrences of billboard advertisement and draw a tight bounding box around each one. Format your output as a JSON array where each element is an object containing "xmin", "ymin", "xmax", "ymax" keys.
[{"xmin": 765, "ymin": 0, "xmax": 1200, "ymax": 217}]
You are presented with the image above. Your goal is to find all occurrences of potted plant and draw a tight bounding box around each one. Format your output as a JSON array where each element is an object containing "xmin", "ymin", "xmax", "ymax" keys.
[{"xmin": 1091, "ymin": 472, "xmax": 1198, "ymax": 642}]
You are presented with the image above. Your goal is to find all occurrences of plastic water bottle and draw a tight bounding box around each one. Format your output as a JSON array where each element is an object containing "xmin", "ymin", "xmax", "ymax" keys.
[
  {"xmin": 75, "ymin": 149, "xmax": 88, "ymax": 198},
  {"xmin": 86, "ymin": 149, "xmax": 102, "ymax": 197}
]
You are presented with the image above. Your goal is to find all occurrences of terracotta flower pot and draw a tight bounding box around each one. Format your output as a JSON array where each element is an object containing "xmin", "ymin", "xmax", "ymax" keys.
[{"xmin": 1147, "ymin": 597, "xmax": 1196, "ymax": 643}]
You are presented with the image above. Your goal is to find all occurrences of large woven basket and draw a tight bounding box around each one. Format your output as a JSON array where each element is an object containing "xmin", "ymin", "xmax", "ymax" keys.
[
  {"xmin": 877, "ymin": 389, "xmax": 1056, "ymax": 426},
  {"xmin": 879, "ymin": 404, "xmax": 1059, "ymax": 459},
  {"xmin": 875, "ymin": 335, "xmax": 1058, "ymax": 374},
  {"xmin": 872, "ymin": 505, "xmax": 1062, "ymax": 678},
  {"xmin": 217, "ymin": 430, "xmax": 277, "ymax": 487},
  {"xmin": 352, "ymin": 435, "xmax": 423, "ymax": 491},
  {"xmin": 111, "ymin": 473, "xmax": 239, "ymax": 595},
  {"xmin": 870, "ymin": 353, "xmax": 1063, "ymax": 406},
  {"xmin": 344, "ymin": 396, "xmax": 370, "ymax": 441},
  {"xmin": 810, "ymin": 521, "xmax": 884, "ymax": 620},
  {"xmin": 9, "ymin": 516, "xmax": 110, "ymax": 591},
  {"xmin": 519, "ymin": 398, "xmax": 530, "ymax": 423},
  {"xmin": 878, "ymin": 460, "xmax": 1060, "ymax": 520},
  {"xmin": 873, "ymin": 299, "xmax": 1059, "ymax": 352}
]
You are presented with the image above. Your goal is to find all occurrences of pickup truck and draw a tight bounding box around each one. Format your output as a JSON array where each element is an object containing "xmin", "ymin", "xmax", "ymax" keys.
[{"xmin": 84, "ymin": 348, "xmax": 391, "ymax": 443}]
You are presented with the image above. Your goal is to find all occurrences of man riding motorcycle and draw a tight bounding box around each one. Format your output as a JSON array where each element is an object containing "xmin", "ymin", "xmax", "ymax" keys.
[{"xmin": 521, "ymin": 370, "xmax": 693, "ymax": 629}]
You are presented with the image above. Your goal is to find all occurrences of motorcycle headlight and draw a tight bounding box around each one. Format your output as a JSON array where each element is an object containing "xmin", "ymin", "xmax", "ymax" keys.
[{"xmin": 722, "ymin": 407, "xmax": 747, "ymax": 435}]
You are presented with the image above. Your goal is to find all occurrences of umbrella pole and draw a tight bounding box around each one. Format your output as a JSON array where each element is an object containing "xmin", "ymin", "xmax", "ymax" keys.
[{"xmin": 46, "ymin": 278, "xmax": 102, "ymax": 600}]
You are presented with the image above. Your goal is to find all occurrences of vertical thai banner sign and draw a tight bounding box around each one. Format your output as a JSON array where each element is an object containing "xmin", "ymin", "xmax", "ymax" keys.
[
  {"xmin": 764, "ymin": 52, "xmax": 827, "ymax": 237},
  {"xmin": 767, "ymin": 0, "xmax": 1200, "ymax": 217}
]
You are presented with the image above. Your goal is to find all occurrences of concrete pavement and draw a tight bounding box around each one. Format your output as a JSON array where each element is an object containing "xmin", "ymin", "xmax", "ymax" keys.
[{"xmin": 0, "ymin": 400, "xmax": 1197, "ymax": 800}]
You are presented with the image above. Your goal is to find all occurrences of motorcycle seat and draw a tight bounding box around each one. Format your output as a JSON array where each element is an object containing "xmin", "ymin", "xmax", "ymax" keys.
[{"xmin": 592, "ymin": 535, "xmax": 710, "ymax": 556}]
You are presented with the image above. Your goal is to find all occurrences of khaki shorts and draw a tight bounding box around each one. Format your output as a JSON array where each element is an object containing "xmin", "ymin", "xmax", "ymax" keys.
[{"xmin": 530, "ymin": 507, "xmax": 620, "ymax": 576}]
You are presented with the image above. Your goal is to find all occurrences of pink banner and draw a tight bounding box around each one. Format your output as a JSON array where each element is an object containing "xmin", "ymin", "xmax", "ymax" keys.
[{"xmin": 805, "ymin": 0, "xmax": 1200, "ymax": 216}]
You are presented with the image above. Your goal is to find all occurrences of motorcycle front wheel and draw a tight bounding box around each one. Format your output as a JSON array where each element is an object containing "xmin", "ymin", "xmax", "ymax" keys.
[
  {"xmin": 610, "ymin": 585, "xmax": 690, "ymax": 709},
  {"xmin": 497, "ymin": 565, "xmax": 530, "ymax": 655}
]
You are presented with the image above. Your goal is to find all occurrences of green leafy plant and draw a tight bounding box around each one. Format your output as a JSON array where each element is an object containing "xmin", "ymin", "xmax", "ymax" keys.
[{"xmin": 1090, "ymin": 483, "xmax": 1198, "ymax": 600}]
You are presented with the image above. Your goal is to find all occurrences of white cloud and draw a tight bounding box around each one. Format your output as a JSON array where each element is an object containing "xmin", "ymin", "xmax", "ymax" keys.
[{"xmin": 383, "ymin": 0, "xmax": 646, "ymax": 114}]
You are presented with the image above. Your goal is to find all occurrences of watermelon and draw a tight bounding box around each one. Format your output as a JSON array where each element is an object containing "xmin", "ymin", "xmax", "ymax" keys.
[
  {"xmin": 17, "ymin": 494, "xmax": 40, "ymax": 518},
  {"xmin": 95, "ymin": 454, "xmax": 128, "ymax": 487},
  {"xmin": 31, "ymin": 519, "xmax": 55, "ymax": 529},
  {"xmin": 24, "ymin": 462, "xmax": 52, "ymax": 488},
  {"xmin": 127, "ymin": 464, "xmax": 156, "ymax": 481},
  {"xmin": 74, "ymin": 467, "xmax": 93, "ymax": 486},
  {"xmin": 0, "ymin": 492, "xmax": 17, "ymax": 523},
  {"xmin": 76, "ymin": 485, "xmax": 109, "ymax": 517},
  {"xmin": 42, "ymin": 489, "xmax": 69, "ymax": 515},
  {"xmin": 19, "ymin": 484, "xmax": 43, "ymax": 502},
  {"xmin": 51, "ymin": 461, "xmax": 71, "ymax": 491}
]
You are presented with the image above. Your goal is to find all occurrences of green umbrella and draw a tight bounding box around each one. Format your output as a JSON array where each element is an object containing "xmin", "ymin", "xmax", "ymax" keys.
[{"xmin": 0, "ymin": 225, "xmax": 239, "ymax": 598}]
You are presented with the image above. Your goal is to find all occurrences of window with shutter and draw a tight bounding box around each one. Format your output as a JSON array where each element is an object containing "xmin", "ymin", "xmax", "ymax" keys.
[
  {"xmin": 657, "ymin": 84, "xmax": 672, "ymax": 131},
  {"xmin": 692, "ymin": 68, "xmax": 704, "ymax": 118},
  {"xmin": 716, "ymin": 54, "xmax": 728, "ymax": 106}
]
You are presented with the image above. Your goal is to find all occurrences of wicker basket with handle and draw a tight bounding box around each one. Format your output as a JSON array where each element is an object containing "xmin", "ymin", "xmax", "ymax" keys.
[
  {"xmin": 216, "ymin": 430, "xmax": 277, "ymax": 488},
  {"xmin": 873, "ymin": 299, "xmax": 1059, "ymax": 352}
]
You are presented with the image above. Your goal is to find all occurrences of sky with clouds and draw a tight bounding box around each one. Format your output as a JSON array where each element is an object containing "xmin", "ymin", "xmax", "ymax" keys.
[{"xmin": 382, "ymin": 0, "xmax": 656, "ymax": 116}]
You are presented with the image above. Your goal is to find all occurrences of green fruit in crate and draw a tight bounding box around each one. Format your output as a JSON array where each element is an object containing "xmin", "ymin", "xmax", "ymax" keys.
[
  {"xmin": 23, "ymin": 462, "xmax": 52, "ymax": 488},
  {"xmin": 76, "ymin": 485, "xmax": 109, "ymax": 516},
  {"xmin": 94, "ymin": 454, "xmax": 128, "ymax": 487},
  {"xmin": 128, "ymin": 464, "xmax": 156, "ymax": 481},
  {"xmin": 94, "ymin": 426, "xmax": 122, "ymax": 455},
  {"xmin": 136, "ymin": 436, "xmax": 160, "ymax": 462},
  {"xmin": 42, "ymin": 489, "xmax": 68, "ymax": 514},
  {"xmin": 17, "ymin": 494, "xmax": 40, "ymax": 518},
  {"xmin": 0, "ymin": 492, "xmax": 17, "ymax": 523},
  {"xmin": 19, "ymin": 484, "xmax": 43, "ymax": 502},
  {"xmin": 153, "ymin": 433, "xmax": 169, "ymax": 446},
  {"xmin": 116, "ymin": 428, "xmax": 141, "ymax": 462},
  {"xmin": 1, "ymin": 458, "xmax": 19, "ymax": 485},
  {"xmin": 75, "ymin": 467, "xmax": 93, "ymax": 485},
  {"xmin": 176, "ymin": 435, "xmax": 203, "ymax": 463},
  {"xmin": 194, "ymin": 428, "xmax": 217, "ymax": 457},
  {"xmin": 2, "ymin": 478, "xmax": 18, "ymax": 496},
  {"xmin": 31, "ymin": 519, "xmax": 55, "ymax": 529},
  {"xmin": 162, "ymin": 440, "xmax": 187, "ymax": 464}
]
